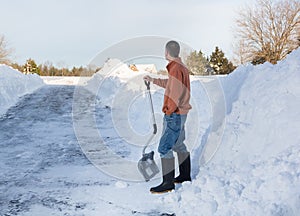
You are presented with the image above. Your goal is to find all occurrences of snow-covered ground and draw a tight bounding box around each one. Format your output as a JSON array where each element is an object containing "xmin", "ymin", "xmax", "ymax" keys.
[
  {"xmin": 41, "ymin": 76, "xmax": 91, "ymax": 86},
  {"xmin": 0, "ymin": 48, "xmax": 299, "ymax": 215}
]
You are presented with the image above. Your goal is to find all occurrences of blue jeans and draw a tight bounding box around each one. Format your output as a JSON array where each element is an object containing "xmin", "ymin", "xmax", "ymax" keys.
[{"xmin": 158, "ymin": 113, "xmax": 188, "ymax": 158}]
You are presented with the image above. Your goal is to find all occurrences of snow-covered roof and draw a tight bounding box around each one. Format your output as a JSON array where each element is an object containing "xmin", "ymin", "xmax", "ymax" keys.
[{"xmin": 129, "ymin": 64, "xmax": 157, "ymax": 73}]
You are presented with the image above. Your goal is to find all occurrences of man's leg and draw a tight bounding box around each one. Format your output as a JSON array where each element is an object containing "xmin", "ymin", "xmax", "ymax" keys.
[
  {"xmin": 150, "ymin": 114, "xmax": 181, "ymax": 193},
  {"xmin": 172, "ymin": 114, "xmax": 191, "ymax": 183},
  {"xmin": 172, "ymin": 114, "xmax": 188, "ymax": 153},
  {"xmin": 158, "ymin": 114, "xmax": 181, "ymax": 157}
]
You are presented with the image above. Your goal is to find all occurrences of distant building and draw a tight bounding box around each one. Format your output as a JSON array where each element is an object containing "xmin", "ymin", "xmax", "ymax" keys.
[
  {"xmin": 129, "ymin": 64, "xmax": 157, "ymax": 74},
  {"xmin": 129, "ymin": 64, "xmax": 138, "ymax": 72}
]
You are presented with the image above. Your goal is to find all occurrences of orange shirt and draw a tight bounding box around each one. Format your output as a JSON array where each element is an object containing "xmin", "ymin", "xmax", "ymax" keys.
[{"xmin": 153, "ymin": 58, "xmax": 192, "ymax": 115}]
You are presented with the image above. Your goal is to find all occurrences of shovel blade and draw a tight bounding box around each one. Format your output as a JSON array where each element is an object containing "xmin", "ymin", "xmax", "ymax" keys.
[{"xmin": 138, "ymin": 151, "xmax": 160, "ymax": 181}]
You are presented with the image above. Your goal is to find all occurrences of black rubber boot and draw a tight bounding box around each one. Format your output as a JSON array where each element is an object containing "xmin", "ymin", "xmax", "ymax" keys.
[
  {"xmin": 174, "ymin": 152, "xmax": 191, "ymax": 184},
  {"xmin": 150, "ymin": 158, "xmax": 175, "ymax": 194}
]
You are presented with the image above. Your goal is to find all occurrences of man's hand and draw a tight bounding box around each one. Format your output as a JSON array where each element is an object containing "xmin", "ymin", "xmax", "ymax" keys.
[{"xmin": 143, "ymin": 75, "xmax": 154, "ymax": 82}]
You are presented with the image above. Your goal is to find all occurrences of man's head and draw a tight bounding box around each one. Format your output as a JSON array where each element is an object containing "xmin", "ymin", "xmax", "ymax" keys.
[{"xmin": 165, "ymin": 40, "xmax": 180, "ymax": 61}]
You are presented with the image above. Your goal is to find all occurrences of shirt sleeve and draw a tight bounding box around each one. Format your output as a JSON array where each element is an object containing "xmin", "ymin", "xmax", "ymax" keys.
[{"xmin": 153, "ymin": 78, "xmax": 168, "ymax": 89}]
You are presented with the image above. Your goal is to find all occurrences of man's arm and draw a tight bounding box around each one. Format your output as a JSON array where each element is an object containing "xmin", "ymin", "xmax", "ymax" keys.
[
  {"xmin": 143, "ymin": 75, "xmax": 168, "ymax": 89},
  {"xmin": 153, "ymin": 78, "xmax": 168, "ymax": 89}
]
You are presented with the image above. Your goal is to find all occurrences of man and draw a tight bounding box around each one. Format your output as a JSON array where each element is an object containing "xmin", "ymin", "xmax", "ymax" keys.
[{"xmin": 143, "ymin": 40, "xmax": 192, "ymax": 194}]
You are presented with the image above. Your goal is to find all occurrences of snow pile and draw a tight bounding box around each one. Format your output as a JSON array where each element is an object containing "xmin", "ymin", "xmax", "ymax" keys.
[
  {"xmin": 220, "ymin": 50, "xmax": 300, "ymax": 162},
  {"xmin": 0, "ymin": 64, "xmax": 44, "ymax": 116},
  {"xmin": 85, "ymin": 58, "xmax": 147, "ymax": 107},
  {"xmin": 164, "ymin": 48, "xmax": 300, "ymax": 215}
]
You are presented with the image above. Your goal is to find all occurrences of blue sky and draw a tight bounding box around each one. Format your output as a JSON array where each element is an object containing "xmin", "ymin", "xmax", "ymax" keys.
[{"xmin": 1, "ymin": 0, "xmax": 250, "ymax": 69}]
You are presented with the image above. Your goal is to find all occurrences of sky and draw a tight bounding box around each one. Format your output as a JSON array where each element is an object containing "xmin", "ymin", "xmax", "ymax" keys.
[{"xmin": 0, "ymin": 0, "xmax": 251, "ymax": 69}]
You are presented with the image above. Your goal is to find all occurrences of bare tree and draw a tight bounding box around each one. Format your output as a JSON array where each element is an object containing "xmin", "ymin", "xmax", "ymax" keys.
[
  {"xmin": 0, "ymin": 35, "xmax": 13, "ymax": 64},
  {"xmin": 232, "ymin": 39, "xmax": 251, "ymax": 65},
  {"xmin": 233, "ymin": 0, "xmax": 300, "ymax": 64},
  {"xmin": 297, "ymin": 21, "xmax": 300, "ymax": 46}
]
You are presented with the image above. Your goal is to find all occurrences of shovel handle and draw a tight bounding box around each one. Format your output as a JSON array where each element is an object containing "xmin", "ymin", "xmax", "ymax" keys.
[{"xmin": 142, "ymin": 79, "xmax": 157, "ymax": 154}]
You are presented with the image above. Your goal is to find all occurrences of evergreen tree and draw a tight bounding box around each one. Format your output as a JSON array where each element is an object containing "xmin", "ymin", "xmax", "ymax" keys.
[
  {"xmin": 23, "ymin": 58, "xmax": 40, "ymax": 74},
  {"xmin": 186, "ymin": 50, "xmax": 210, "ymax": 75},
  {"xmin": 209, "ymin": 47, "xmax": 235, "ymax": 75}
]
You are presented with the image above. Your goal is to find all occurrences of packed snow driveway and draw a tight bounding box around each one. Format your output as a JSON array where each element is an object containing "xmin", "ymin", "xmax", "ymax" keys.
[
  {"xmin": 0, "ymin": 85, "xmax": 89, "ymax": 215},
  {"xmin": 0, "ymin": 85, "xmax": 176, "ymax": 216}
]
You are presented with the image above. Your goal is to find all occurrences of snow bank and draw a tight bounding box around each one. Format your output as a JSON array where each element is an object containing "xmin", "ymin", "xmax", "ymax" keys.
[
  {"xmin": 166, "ymin": 48, "xmax": 300, "ymax": 215},
  {"xmin": 219, "ymin": 49, "xmax": 300, "ymax": 163},
  {"xmin": 0, "ymin": 65, "xmax": 44, "ymax": 116}
]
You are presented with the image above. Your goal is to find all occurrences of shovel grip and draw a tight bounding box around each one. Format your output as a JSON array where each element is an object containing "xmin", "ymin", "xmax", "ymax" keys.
[{"xmin": 144, "ymin": 80, "xmax": 150, "ymax": 90}]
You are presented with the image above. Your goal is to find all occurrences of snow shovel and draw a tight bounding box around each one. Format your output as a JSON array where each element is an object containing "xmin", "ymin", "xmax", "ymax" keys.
[{"xmin": 138, "ymin": 81, "xmax": 160, "ymax": 181}]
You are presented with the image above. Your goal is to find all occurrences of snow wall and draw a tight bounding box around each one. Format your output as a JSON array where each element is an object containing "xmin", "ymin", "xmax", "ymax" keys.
[{"xmin": 0, "ymin": 65, "xmax": 44, "ymax": 116}]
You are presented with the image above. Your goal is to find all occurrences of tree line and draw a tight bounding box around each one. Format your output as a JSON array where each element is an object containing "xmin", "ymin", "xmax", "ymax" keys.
[
  {"xmin": 9, "ymin": 59, "xmax": 98, "ymax": 76},
  {"xmin": 0, "ymin": 42, "xmax": 237, "ymax": 76}
]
